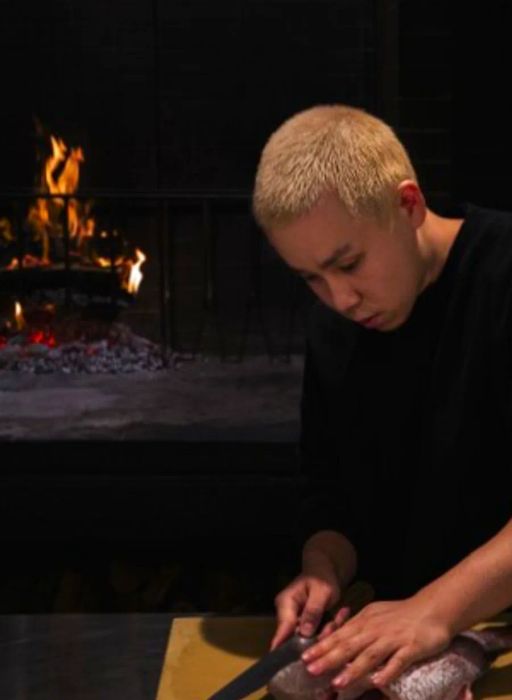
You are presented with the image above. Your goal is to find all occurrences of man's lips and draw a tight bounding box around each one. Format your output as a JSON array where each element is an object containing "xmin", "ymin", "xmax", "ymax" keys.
[{"xmin": 357, "ymin": 313, "xmax": 381, "ymax": 328}]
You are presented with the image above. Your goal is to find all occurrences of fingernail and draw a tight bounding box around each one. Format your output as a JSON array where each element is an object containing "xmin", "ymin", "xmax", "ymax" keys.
[
  {"xmin": 301, "ymin": 650, "xmax": 312, "ymax": 661},
  {"xmin": 306, "ymin": 663, "xmax": 320, "ymax": 674},
  {"xmin": 371, "ymin": 673, "xmax": 382, "ymax": 686},
  {"xmin": 301, "ymin": 623, "xmax": 314, "ymax": 636},
  {"xmin": 333, "ymin": 674, "xmax": 348, "ymax": 688}
]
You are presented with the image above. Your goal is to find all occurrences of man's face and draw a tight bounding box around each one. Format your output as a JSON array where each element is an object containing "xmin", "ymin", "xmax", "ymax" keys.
[{"xmin": 268, "ymin": 192, "xmax": 424, "ymax": 331}]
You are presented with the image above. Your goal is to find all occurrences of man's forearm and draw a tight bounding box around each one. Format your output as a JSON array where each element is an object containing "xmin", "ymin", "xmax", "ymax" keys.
[
  {"xmin": 302, "ymin": 529, "xmax": 358, "ymax": 590},
  {"xmin": 414, "ymin": 516, "xmax": 512, "ymax": 633}
]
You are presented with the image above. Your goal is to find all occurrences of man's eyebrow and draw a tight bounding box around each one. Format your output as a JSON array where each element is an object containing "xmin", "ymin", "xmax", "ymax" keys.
[{"xmin": 291, "ymin": 244, "xmax": 354, "ymax": 275}]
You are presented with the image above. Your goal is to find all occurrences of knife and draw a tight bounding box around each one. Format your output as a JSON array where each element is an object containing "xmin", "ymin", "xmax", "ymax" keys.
[{"xmin": 206, "ymin": 632, "xmax": 318, "ymax": 700}]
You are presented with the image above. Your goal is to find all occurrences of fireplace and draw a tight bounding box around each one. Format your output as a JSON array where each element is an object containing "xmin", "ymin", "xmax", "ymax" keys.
[
  {"xmin": 0, "ymin": 120, "xmax": 317, "ymax": 374},
  {"xmin": 0, "ymin": 0, "xmax": 385, "ymax": 614},
  {"xmin": 0, "ymin": 126, "xmax": 164, "ymax": 372}
]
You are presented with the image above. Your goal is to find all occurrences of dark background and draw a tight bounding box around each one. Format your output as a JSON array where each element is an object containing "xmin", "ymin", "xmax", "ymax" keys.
[
  {"xmin": 1, "ymin": 0, "xmax": 512, "ymax": 614},
  {"xmin": 2, "ymin": 0, "xmax": 511, "ymax": 209},
  {"xmin": 1, "ymin": 0, "xmax": 375, "ymax": 191}
]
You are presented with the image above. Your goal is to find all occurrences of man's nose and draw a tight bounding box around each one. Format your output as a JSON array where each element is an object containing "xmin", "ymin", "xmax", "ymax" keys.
[{"xmin": 328, "ymin": 279, "xmax": 361, "ymax": 315}]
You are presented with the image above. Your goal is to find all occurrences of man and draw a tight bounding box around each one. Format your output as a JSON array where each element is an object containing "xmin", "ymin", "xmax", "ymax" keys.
[{"xmin": 252, "ymin": 105, "xmax": 512, "ymax": 692}]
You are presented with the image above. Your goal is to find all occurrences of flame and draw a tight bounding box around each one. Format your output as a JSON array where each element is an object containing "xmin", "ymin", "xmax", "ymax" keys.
[
  {"xmin": 83, "ymin": 217, "xmax": 95, "ymax": 238},
  {"xmin": 45, "ymin": 137, "xmax": 84, "ymax": 197},
  {"xmin": 44, "ymin": 136, "xmax": 67, "ymax": 193},
  {"xmin": 14, "ymin": 301, "xmax": 25, "ymax": 331},
  {"xmin": 96, "ymin": 255, "xmax": 125, "ymax": 268},
  {"xmin": 4, "ymin": 125, "xmax": 147, "ymax": 297},
  {"xmin": 34, "ymin": 134, "xmax": 87, "ymax": 241},
  {"xmin": 125, "ymin": 249, "xmax": 146, "ymax": 294},
  {"xmin": 58, "ymin": 146, "xmax": 84, "ymax": 195}
]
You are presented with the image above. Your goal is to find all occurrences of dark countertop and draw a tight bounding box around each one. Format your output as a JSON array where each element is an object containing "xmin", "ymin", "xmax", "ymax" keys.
[{"xmin": 0, "ymin": 613, "xmax": 175, "ymax": 699}]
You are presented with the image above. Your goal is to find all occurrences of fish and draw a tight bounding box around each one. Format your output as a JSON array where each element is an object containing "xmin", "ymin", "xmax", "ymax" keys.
[{"xmin": 267, "ymin": 625, "xmax": 512, "ymax": 700}]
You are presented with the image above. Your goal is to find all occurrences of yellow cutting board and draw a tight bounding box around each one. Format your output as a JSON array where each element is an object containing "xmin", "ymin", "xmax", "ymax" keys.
[
  {"xmin": 155, "ymin": 615, "xmax": 275, "ymax": 700},
  {"xmin": 155, "ymin": 614, "xmax": 512, "ymax": 700},
  {"xmin": 155, "ymin": 581, "xmax": 376, "ymax": 700}
]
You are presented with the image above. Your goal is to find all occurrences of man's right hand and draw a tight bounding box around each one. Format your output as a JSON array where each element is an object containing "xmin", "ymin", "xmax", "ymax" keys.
[
  {"xmin": 271, "ymin": 570, "xmax": 344, "ymax": 650},
  {"xmin": 271, "ymin": 530, "xmax": 358, "ymax": 650}
]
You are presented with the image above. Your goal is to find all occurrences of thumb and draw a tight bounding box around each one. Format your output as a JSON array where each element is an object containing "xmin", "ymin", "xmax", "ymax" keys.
[
  {"xmin": 271, "ymin": 597, "xmax": 301, "ymax": 650},
  {"xmin": 270, "ymin": 618, "xmax": 297, "ymax": 650}
]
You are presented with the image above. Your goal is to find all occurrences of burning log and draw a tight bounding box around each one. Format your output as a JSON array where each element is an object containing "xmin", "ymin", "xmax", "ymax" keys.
[{"xmin": 0, "ymin": 266, "xmax": 138, "ymax": 309}]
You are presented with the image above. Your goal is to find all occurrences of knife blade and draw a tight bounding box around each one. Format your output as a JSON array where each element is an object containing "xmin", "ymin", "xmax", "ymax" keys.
[{"xmin": 206, "ymin": 633, "xmax": 317, "ymax": 700}]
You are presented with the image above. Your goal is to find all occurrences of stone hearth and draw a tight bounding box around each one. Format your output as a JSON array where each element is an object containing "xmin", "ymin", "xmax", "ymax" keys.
[{"xmin": 0, "ymin": 354, "xmax": 303, "ymax": 441}]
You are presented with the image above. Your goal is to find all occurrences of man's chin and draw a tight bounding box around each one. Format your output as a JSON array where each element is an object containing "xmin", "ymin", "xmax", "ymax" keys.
[{"xmin": 381, "ymin": 309, "xmax": 413, "ymax": 331}]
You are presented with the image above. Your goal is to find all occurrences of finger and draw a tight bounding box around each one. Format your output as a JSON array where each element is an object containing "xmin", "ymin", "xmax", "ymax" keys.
[
  {"xmin": 371, "ymin": 649, "xmax": 418, "ymax": 688},
  {"xmin": 318, "ymin": 607, "xmax": 350, "ymax": 641},
  {"xmin": 298, "ymin": 590, "xmax": 332, "ymax": 637},
  {"xmin": 302, "ymin": 615, "xmax": 362, "ymax": 664},
  {"xmin": 318, "ymin": 621, "xmax": 337, "ymax": 640},
  {"xmin": 303, "ymin": 631, "xmax": 365, "ymax": 673},
  {"xmin": 330, "ymin": 643, "xmax": 390, "ymax": 689},
  {"xmin": 334, "ymin": 606, "xmax": 351, "ymax": 625}
]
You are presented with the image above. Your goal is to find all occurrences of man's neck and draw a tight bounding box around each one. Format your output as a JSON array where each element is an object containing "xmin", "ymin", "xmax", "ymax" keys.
[{"xmin": 418, "ymin": 209, "xmax": 464, "ymax": 290}]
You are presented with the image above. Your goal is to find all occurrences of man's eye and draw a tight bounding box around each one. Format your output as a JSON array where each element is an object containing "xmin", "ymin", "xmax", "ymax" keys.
[{"xmin": 339, "ymin": 258, "xmax": 360, "ymax": 272}]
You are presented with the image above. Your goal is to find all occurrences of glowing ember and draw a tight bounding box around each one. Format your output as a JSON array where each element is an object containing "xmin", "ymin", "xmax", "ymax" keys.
[{"xmin": 27, "ymin": 329, "xmax": 57, "ymax": 347}]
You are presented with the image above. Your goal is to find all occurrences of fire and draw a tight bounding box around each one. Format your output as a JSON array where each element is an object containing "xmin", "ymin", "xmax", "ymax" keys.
[
  {"xmin": 27, "ymin": 329, "xmax": 57, "ymax": 347},
  {"xmin": 38, "ymin": 134, "xmax": 86, "ymax": 240},
  {"xmin": 14, "ymin": 301, "xmax": 25, "ymax": 331},
  {"xmin": 125, "ymin": 249, "xmax": 146, "ymax": 294},
  {"xmin": 9, "ymin": 301, "xmax": 57, "ymax": 347},
  {"xmin": 96, "ymin": 256, "xmax": 125, "ymax": 268},
  {"xmin": 45, "ymin": 136, "xmax": 67, "ymax": 194},
  {"xmin": 45, "ymin": 136, "xmax": 84, "ymax": 199},
  {"xmin": 2, "ymin": 124, "xmax": 147, "ymax": 298}
]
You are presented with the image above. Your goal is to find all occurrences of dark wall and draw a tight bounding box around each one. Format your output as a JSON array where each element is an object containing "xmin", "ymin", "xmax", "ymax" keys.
[
  {"xmin": 451, "ymin": 1, "xmax": 512, "ymax": 212},
  {"xmin": 399, "ymin": 0, "xmax": 512, "ymax": 215},
  {"xmin": 0, "ymin": 0, "xmax": 376, "ymax": 190},
  {"xmin": 3, "ymin": 1, "xmax": 512, "ymax": 205},
  {"xmin": 399, "ymin": 1, "xmax": 453, "ymax": 214}
]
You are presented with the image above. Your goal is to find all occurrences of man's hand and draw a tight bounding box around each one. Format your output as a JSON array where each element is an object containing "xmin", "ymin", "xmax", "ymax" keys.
[
  {"xmin": 271, "ymin": 529, "xmax": 357, "ymax": 650},
  {"xmin": 300, "ymin": 596, "xmax": 452, "ymax": 690},
  {"xmin": 271, "ymin": 571, "xmax": 344, "ymax": 650}
]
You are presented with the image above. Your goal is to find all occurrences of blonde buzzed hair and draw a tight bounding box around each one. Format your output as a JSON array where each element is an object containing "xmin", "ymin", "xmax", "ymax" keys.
[{"xmin": 252, "ymin": 104, "xmax": 418, "ymax": 231}]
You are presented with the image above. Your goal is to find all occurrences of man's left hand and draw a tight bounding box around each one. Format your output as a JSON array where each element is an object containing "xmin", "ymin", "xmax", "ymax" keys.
[{"xmin": 301, "ymin": 597, "xmax": 452, "ymax": 690}]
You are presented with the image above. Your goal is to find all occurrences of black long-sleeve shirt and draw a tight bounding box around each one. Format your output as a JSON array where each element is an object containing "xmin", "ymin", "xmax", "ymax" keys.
[{"xmin": 299, "ymin": 204, "xmax": 512, "ymax": 599}]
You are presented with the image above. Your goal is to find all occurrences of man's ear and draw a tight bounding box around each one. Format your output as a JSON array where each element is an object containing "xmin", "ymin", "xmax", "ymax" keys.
[{"xmin": 396, "ymin": 180, "xmax": 426, "ymax": 228}]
